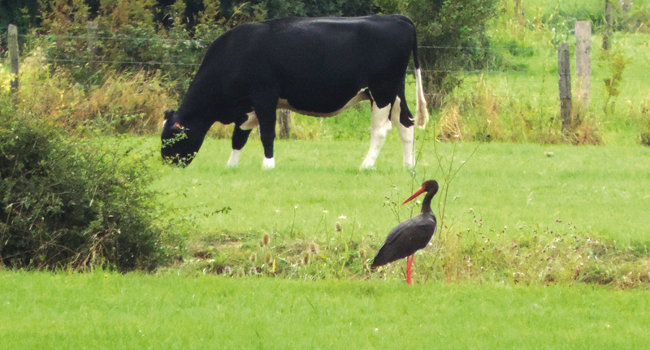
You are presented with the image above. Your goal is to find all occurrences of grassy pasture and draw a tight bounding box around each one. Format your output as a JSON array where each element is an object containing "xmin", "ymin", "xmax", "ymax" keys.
[
  {"xmin": 1, "ymin": 1, "xmax": 649, "ymax": 348},
  {"xmin": 1, "ymin": 271, "xmax": 649, "ymax": 349},
  {"xmin": 434, "ymin": 28, "xmax": 650, "ymax": 146},
  {"xmin": 145, "ymin": 135, "xmax": 650, "ymax": 285},
  {"xmin": 153, "ymin": 137, "xmax": 649, "ymax": 244}
]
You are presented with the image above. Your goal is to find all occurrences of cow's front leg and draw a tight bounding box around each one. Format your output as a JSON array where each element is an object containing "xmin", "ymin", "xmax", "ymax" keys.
[
  {"xmin": 259, "ymin": 117, "xmax": 276, "ymax": 169},
  {"xmin": 227, "ymin": 124, "xmax": 252, "ymax": 167},
  {"xmin": 255, "ymin": 100, "xmax": 278, "ymax": 170}
]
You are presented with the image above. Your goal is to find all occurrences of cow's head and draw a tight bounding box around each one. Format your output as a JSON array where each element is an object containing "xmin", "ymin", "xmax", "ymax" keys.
[{"xmin": 161, "ymin": 110, "xmax": 200, "ymax": 166}]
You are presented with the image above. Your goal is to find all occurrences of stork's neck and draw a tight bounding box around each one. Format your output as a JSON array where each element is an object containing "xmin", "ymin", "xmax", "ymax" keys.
[{"xmin": 421, "ymin": 190, "xmax": 435, "ymax": 215}]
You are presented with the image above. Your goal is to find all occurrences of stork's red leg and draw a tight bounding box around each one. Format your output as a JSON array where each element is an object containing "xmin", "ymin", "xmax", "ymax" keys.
[{"xmin": 406, "ymin": 255, "xmax": 413, "ymax": 285}]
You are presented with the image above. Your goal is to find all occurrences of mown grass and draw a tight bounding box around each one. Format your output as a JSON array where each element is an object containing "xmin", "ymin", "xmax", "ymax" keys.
[{"xmin": 1, "ymin": 271, "xmax": 649, "ymax": 349}]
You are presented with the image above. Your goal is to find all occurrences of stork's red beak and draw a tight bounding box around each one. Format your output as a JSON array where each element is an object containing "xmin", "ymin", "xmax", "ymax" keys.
[{"xmin": 402, "ymin": 185, "xmax": 426, "ymax": 205}]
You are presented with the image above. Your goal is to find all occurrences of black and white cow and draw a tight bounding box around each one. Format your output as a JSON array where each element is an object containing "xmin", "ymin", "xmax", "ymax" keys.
[{"xmin": 161, "ymin": 14, "xmax": 429, "ymax": 169}]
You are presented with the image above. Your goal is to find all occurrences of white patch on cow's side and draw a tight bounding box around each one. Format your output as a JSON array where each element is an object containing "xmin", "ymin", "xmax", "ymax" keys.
[
  {"xmin": 277, "ymin": 89, "xmax": 370, "ymax": 117},
  {"xmin": 227, "ymin": 149, "xmax": 242, "ymax": 167},
  {"xmin": 262, "ymin": 157, "xmax": 275, "ymax": 170},
  {"xmin": 415, "ymin": 68, "xmax": 430, "ymax": 129},
  {"xmin": 360, "ymin": 102, "xmax": 392, "ymax": 170},
  {"xmin": 240, "ymin": 111, "xmax": 259, "ymax": 130},
  {"xmin": 390, "ymin": 96, "xmax": 415, "ymax": 169}
]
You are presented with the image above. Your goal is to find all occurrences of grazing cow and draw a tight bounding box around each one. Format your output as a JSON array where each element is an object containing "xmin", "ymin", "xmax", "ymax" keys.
[{"xmin": 161, "ymin": 15, "xmax": 429, "ymax": 169}]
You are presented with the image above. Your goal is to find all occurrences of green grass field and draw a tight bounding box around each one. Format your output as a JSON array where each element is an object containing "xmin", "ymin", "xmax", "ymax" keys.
[
  {"xmin": 144, "ymin": 137, "xmax": 650, "ymax": 286},
  {"xmin": 1, "ymin": 271, "xmax": 649, "ymax": 349},
  {"xmin": 2, "ymin": 1, "xmax": 649, "ymax": 347},
  {"xmin": 153, "ymin": 137, "xmax": 649, "ymax": 244}
]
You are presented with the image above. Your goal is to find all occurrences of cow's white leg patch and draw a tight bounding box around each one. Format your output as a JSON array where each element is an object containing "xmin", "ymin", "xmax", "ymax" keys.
[
  {"xmin": 240, "ymin": 111, "xmax": 259, "ymax": 130},
  {"xmin": 227, "ymin": 149, "xmax": 242, "ymax": 167},
  {"xmin": 262, "ymin": 157, "xmax": 275, "ymax": 170},
  {"xmin": 360, "ymin": 102, "xmax": 392, "ymax": 170},
  {"xmin": 390, "ymin": 96, "xmax": 415, "ymax": 169}
]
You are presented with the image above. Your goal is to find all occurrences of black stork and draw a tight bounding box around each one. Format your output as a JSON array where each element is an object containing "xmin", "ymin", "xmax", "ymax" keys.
[{"xmin": 372, "ymin": 180, "xmax": 438, "ymax": 284}]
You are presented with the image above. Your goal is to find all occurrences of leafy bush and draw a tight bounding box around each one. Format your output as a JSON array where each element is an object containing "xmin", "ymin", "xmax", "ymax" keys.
[
  {"xmin": 34, "ymin": 0, "xmax": 220, "ymax": 93},
  {"xmin": 376, "ymin": 0, "xmax": 498, "ymax": 105},
  {"xmin": 599, "ymin": 49, "xmax": 628, "ymax": 115},
  {"xmin": 0, "ymin": 112, "xmax": 164, "ymax": 271},
  {"xmin": 627, "ymin": 1, "xmax": 650, "ymax": 32}
]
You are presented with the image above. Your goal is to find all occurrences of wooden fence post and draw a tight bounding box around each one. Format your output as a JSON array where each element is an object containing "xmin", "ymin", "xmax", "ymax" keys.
[
  {"xmin": 278, "ymin": 109, "xmax": 291, "ymax": 139},
  {"xmin": 575, "ymin": 21, "xmax": 591, "ymax": 110},
  {"xmin": 8, "ymin": 24, "xmax": 19, "ymax": 92},
  {"xmin": 558, "ymin": 43, "xmax": 572, "ymax": 132},
  {"xmin": 87, "ymin": 21, "xmax": 99, "ymax": 67},
  {"xmin": 603, "ymin": 0, "xmax": 613, "ymax": 50},
  {"xmin": 514, "ymin": 0, "xmax": 525, "ymax": 19}
]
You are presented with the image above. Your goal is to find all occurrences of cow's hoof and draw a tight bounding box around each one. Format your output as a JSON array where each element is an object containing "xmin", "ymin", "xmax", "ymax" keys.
[
  {"xmin": 227, "ymin": 149, "xmax": 242, "ymax": 167},
  {"xmin": 359, "ymin": 159, "xmax": 376, "ymax": 170},
  {"xmin": 262, "ymin": 157, "xmax": 275, "ymax": 170}
]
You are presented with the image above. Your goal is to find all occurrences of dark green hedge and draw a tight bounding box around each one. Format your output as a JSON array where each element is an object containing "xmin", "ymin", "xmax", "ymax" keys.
[{"xmin": 0, "ymin": 114, "xmax": 164, "ymax": 271}]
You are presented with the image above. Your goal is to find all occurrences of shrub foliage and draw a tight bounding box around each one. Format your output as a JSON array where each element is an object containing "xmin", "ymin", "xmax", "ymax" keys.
[{"xmin": 0, "ymin": 114, "xmax": 163, "ymax": 271}]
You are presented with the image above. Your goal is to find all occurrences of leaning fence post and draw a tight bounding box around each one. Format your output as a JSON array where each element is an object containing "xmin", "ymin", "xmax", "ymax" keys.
[
  {"xmin": 575, "ymin": 21, "xmax": 591, "ymax": 110},
  {"xmin": 8, "ymin": 24, "xmax": 19, "ymax": 92},
  {"xmin": 278, "ymin": 109, "xmax": 291, "ymax": 139},
  {"xmin": 603, "ymin": 0, "xmax": 613, "ymax": 51},
  {"xmin": 514, "ymin": 0, "xmax": 525, "ymax": 20},
  {"xmin": 558, "ymin": 43, "xmax": 572, "ymax": 132},
  {"xmin": 87, "ymin": 21, "xmax": 99, "ymax": 67}
]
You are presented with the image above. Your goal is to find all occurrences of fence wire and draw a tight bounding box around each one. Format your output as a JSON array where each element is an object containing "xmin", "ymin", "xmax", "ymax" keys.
[
  {"xmin": 14, "ymin": 32, "xmax": 545, "ymax": 73},
  {"xmin": 19, "ymin": 33, "xmax": 539, "ymax": 52},
  {"xmin": 7, "ymin": 32, "xmax": 558, "ymax": 94}
]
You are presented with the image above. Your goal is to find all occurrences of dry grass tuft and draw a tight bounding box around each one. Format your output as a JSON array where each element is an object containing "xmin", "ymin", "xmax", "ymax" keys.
[
  {"xmin": 74, "ymin": 71, "xmax": 175, "ymax": 134},
  {"xmin": 14, "ymin": 50, "xmax": 177, "ymax": 134},
  {"xmin": 438, "ymin": 105, "xmax": 464, "ymax": 141}
]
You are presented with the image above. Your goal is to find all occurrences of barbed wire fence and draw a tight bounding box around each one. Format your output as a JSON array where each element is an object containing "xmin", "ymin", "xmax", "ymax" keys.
[
  {"xmin": 10, "ymin": 31, "xmax": 552, "ymax": 79},
  {"xmin": 6, "ymin": 26, "xmax": 578, "ymax": 136}
]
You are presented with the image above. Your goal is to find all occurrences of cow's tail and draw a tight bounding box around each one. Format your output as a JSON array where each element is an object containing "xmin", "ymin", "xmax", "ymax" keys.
[{"xmin": 412, "ymin": 30, "xmax": 429, "ymax": 129}]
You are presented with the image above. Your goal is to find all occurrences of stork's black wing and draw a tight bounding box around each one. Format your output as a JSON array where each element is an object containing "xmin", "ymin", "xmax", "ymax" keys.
[{"xmin": 371, "ymin": 214, "xmax": 436, "ymax": 268}]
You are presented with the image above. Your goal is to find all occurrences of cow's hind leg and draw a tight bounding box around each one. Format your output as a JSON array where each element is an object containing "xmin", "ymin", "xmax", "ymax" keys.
[
  {"xmin": 360, "ymin": 102, "xmax": 392, "ymax": 170},
  {"xmin": 227, "ymin": 124, "xmax": 252, "ymax": 167},
  {"xmin": 391, "ymin": 96, "xmax": 415, "ymax": 169}
]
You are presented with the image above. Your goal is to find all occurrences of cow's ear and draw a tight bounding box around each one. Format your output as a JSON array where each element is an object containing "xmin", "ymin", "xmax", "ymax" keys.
[{"xmin": 164, "ymin": 110, "xmax": 175, "ymax": 120}]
